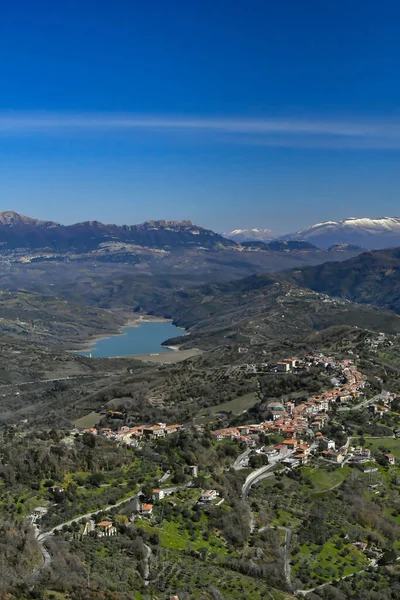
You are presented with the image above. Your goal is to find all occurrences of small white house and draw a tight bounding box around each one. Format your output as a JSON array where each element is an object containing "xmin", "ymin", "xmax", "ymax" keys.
[
  {"xmin": 152, "ymin": 489, "xmax": 165, "ymax": 500},
  {"xmin": 141, "ymin": 503, "xmax": 153, "ymax": 516},
  {"xmin": 321, "ymin": 438, "xmax": 336, "ymax": 450},
  {"xmin": 200, "ymin": 490, "xmax": 218, "ymax": 503}
]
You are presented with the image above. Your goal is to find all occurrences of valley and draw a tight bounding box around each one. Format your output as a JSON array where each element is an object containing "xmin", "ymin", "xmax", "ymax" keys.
[
  {"xmin": 4, "ymin": 1, "xmax": 400, "ymax": 597},
  {"xmin": 1, "ymin": 213, "xmax": 400, "ymax": 600}
]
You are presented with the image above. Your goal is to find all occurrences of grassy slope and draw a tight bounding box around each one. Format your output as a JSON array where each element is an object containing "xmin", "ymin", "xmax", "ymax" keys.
[{"xmin": 0, "ymin": 289, "xmax": 126, "ymax": 348}]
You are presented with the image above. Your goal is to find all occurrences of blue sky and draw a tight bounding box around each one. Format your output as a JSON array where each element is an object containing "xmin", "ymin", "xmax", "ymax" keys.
[{"xmin": 1, "ymin": 0, "xmax": 400, "ymax": 233}]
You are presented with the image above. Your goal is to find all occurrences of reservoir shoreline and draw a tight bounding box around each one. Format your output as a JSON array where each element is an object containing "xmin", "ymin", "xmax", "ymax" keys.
[
  {"xmin": 72, "ymin": 314, "xmax": 174, "ymax": 354},
  {"xmin": 72, "ymin": 315, "xmax": 190, "ymax": 359}
]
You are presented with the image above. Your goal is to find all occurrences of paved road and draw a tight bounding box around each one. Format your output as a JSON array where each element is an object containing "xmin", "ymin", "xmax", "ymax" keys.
[
  {"xmin": 159, "ymin": 470, "xmax": 171, "ymax": 483},
  {"xmin": 33, "ymin": 480, "xmax": 193, "ymax": 580},
  {"xmin": 242, "ymin": 445, "xmax": 317, "ymax": 581},
  {"xmin": 296, "ymin": 558, "xmax": 400, "ymax": 597},
  {"xmin": 33, "ymin": 490, "xmax": 142, "ymax": 580},
  {"xmin": 241, "ymin": 455, "xmax": 294, "ymax": 533},
  {"xmin": 37, "ymin": 490, "xmax": 142, "ymax": 542},
  {"xmin": 233, "ymin": 448, "xmax": 251, "ymax": 470},
  {"xmin": 338, "ymin": 391, "xmax": 390, "ymax": 413},
  {"xmin": 295, "ymin": 566, "xmax": 371, "ymax": 597},
  {"xmin": 243, "ymin": 463, "xmax": 275, "ymax": 497},
  {"xmin": 343, "ymin": 436, "xmax": 352, "ymax": 449},
  {"xmin": 31, "ymin": 527, "xmax": 52, "ymax": 579}
]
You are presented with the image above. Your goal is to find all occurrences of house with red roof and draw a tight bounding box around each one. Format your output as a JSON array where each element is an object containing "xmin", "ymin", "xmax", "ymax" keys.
[
  {"xmin": 96, "ymin": 520, "xmax": 117, "ymax": 536},
  {"xmin": 386, "ymin": 453, "xmax": 396, "ymax": 465},
  {"xmin": 141, "ymin": 503, "xmax": 154, "ymax": 516}
]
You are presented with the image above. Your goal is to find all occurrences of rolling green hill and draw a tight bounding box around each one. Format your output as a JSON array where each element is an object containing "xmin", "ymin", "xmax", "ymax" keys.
[
  {"xmin": 287, "ymin": 247, "xmax": 400, "ymax": 313},
  {"xmin": 142, "ymin": 248, "xmax": 400, "ymax": 349}
]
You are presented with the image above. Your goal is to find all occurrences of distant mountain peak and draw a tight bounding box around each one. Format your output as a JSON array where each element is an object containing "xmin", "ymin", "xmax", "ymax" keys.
[
  {"xmin": 297, "ymin": 216, "xmax": 400, "ymax": 234},
  {"xmin": 283, "ymin": 216, "xmax": 400, "ymax": 250},
  {"xmin": 0, "ymin": 210, "xmax": 57, "ymax": 227},
  {"xmin": 223, "ymin": 227, "xmax": 276, "ymax": 242},
  {"xmin": 142, "ymin": 219, "xmax": 195, "ymax": 228}
]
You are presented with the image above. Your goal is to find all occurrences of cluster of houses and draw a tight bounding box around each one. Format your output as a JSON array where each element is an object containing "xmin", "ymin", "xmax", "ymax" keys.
[
  {"xmin": 261, "ymin": 439, "xmax": 313, "ymax": 467},
  {"xmin": 269, "ymin": 353, "xmax": 368, "ymax": 403},
  {"xmin": 318, "ymin": 438, "xmax": 397, "ymax": 467},
  {"xmin": 231, "ymin": 352, "xmax": 340, "ymax": 376},
  {"xmin": 368, "ymin": 392, "xmax": 394, "ymax": 417},
  {"xmin": 210, "ymin": 355, "xmax": 369, "ymax": 449},
  {"xmin": 82, "ymin": 422, "xmax": 183, "ymax": 446},
  {"xmin": 273, "ymin": 354, "xmax": 343, "ymax": 374},
  {"xmin": 209, "ymin": 353, "xmax": 400, "ymax": 470},
  {"xmin": 365, "ymin": 332, "xmax": 390, "ymax": 352}
]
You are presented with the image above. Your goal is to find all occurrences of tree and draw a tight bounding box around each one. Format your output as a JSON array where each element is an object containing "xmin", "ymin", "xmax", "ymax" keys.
[
  {"xmin": 142, "ymin": 484, "xmax": 153, "ymax": 502},
  {"xmin": 87, "ymin": 472, "xmax": 105, "ymax": 487},
  {"xmin": 249, "ymin": 453, "xmax": 268, "ymax": 469},
  {"xmin": 82, "ymin": 432, "xmax": 96, "ymax": 448},
  {"xmin": 378, "ymin": 548, "xmax": 397, "ymax": 565},
  {"xmin": 115, "ymin": 514, "xmax": 129, "ymax": 529}
]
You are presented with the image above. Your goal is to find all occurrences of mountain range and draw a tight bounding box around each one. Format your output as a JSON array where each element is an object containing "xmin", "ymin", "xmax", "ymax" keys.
[
  {"xmin": 0, "ymin": 211, "xmax": 235, "ymax": 252},
  {"xmin": 224, "ymin": 217, "xmax": 400, "ymax": 249},
  {"xmin": 0, "ymin": 211, "xmax": 364, "ymax": 283},
  {"xmin": 2, "ymin": 211, "xmax": 400, "ymax": 254}
]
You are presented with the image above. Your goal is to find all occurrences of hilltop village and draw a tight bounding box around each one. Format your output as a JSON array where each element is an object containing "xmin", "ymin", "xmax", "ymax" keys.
[
  {"xmin": 15, "ymin": 335, "xmax": 400, "ymax": 599},
  {"xmin": 79, "ymin": 353, "xmax": 396, "ymax": 471}
]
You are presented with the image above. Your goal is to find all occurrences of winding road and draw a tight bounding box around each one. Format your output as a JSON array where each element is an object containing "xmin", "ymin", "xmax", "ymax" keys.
[
  {"xmin": 32, "ymin": 481, "xmax": 192, "ymax": 582},
  {"xmin": 242, "ymin": 463, "xmax": 279, "ymax": 533},
  {"xmin": 241, "ymin": 445, "xmax": 317, "ymax": 588},
  {"xmin": 233, "ymin": 448, "xmax": 251, "ymax": 470},
  {"xmin": 33, "ymin": 490, "xmax": 142, "ymax": 580}
]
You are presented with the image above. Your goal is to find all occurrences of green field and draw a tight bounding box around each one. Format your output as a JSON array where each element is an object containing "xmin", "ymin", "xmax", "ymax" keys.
[
  {"xmin": 139, "ymin": 518, "xmax": 228, "ymax": 554},
  {"xmin": 196, "ymin": 392, "xmax": 259, "ymax": 423},
  {"xmin": 364, "ymin": 437, "xmax": 400, "ymax": 459},
  {"xmin": 293, "ymin": 537, "xmax": 369, "ymax": 583},
  {"xmin": 304, "ymin": 464, "xmax": 351, "ymax": 492},
  {"xmin": 73, "ymin": 411, "xmax": 103, "ymax": 428}
]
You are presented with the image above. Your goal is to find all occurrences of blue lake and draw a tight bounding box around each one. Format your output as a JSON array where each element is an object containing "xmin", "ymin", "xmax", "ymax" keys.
[{"xmin": 79, "ymin": 321, "xmax": 185, "ymax": 358}]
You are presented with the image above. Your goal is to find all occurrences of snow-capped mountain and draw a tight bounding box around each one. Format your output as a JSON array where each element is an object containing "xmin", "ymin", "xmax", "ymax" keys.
[
  {"xmin": 223, "ymin": 228, "xmax": 276, "ymax": 242},
  {"xmin": 283, "ymin": 217, "xmax": 400, "ymax": 249}
]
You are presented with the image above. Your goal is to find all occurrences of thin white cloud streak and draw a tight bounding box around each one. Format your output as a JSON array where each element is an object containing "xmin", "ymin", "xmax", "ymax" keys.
[
  {"xmin": 236, "ymin": 135, "xmax": 400, "ymax": 150},
  {"xmin": 1, "ymin": 112, "xmax": 400, "ymax": 148}
]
